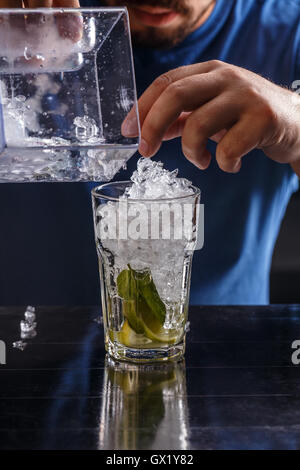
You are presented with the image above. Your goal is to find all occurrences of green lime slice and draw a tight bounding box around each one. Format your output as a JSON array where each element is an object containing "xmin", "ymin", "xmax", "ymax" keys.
[
  {"xmin": 141, "ymin": 305, "xmax": 181, "ymax": 344},
  {"xmin": 118, "ymin": 300, "xmax": 182, "ymax": 346},
  {"xmin": 123, "ymin": 299, "xmax": 144, "ymax": 334},
  {"xmin": 116, "ymin": 320, "xmax": 152, "ymax": 348},
  {"xmin": 116, "ymin": 267, "xmax": 182, "ymax": 346}
]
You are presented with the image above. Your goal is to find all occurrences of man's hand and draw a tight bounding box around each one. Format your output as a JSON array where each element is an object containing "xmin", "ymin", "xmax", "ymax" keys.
[
  {"xmin": 0, "ymin": 1, "xmax": 80, "ymax": 7},
  {"xmin": 123, "ymin": 60, "xmax": 300, "ymax": 175},
  {"xmin": 0, "ymin": 1, "xmax": 82, "ymax": 43}
]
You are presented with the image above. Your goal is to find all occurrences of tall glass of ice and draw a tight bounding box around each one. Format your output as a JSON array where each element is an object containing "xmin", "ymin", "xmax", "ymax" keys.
[{"xmin": 92, "ymin": 159, "xmax": 200, "ymax": 363}]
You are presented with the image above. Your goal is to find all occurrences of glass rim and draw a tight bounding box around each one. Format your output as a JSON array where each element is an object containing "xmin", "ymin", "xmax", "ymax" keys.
[{"xmin": 91, "ymin": 180, "xmax": 201, "ymax": 203}]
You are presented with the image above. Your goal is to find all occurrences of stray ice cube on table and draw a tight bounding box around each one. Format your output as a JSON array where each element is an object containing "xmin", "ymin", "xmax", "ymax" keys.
[
  {"xmin": 12, "ymin": 305, "xmax": 38, "ymax": 345},
  {"xmin": 13, "ymin": 340, "xmax": 27, "ymax": 351},
  {"xmin": 24, "ymin": 306, "xmax": 36, "ymax": 325},
  {"xmin": 20, "ymin": 319, "xmax": 37, "ymax": 339}
]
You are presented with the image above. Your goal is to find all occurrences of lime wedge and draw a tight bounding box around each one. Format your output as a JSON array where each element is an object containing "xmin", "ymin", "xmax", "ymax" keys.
[
  {"xmin": 116, "ymin": 320, "xmax": 152, "ymax": 348},
  {"xmin": 141, "ymin": 305, "xmax": 180, "ymax": 344},
  {"xmin": 116, "ymin": 267, "xmax": 182, "ymax": 346},
  {"xmin": 123, "ymin": 299, "xmax": 144, "ymax": 334},
  {"xmin": 118, "ymin": 299, "xmax": 181, "ymax": 346}
]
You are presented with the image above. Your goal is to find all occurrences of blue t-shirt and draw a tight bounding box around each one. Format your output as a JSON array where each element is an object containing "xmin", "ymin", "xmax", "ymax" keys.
[{"xmin": 0, "ymin": 0, "xmax": 299, "ymax": 305}]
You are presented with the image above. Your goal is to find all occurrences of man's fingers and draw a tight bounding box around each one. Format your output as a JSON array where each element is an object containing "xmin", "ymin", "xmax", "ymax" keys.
[
  {"xmin": 56, "ymin": 12, "xmax": 83, "ymax": 42},
  {"xmin": 138, "ymin": 62, "xmax": 222, "ymax": 125},
  {"xmin": 216, "ymin": 117, "xmax": 262, "ymax": 173},
  {"xmin": 54, "ymin": 0, "xmax": 80, "ymax": 6},
  {"xmin": 210, "ymin": 129, "xmax": 228, "ymax": 143},
  {"xmin": 0, "ymin": 0, "xmax": 24, "ymax": 29},
  {"xmin": 24, "ymin": 1, "xmax": 80, "ymax": 6},
  {"xmin": 162, "ymin": 112, "xmax": 190, "ymax": 141},
  {"xmin": 26, "ymin": 1, "xmax": 82, "ymax": 43},
  {"xmin": 26, "ymin": 1, "xmax": 53, "ymax": 6},
  {"xmin": 181, "ymin": 97, "xmax": 236, "ymax": 169},
  {"xmin": 122, "ymin": 60, "xmax": 223, "ymax": 137},
  {"xmin": 139, "ymin": 72, "xmax": 223, "ymax": 157},
  {"xmin": 1, "ymin": 1, "xmax": 81, "ymax": 7},
  {"xmin": 54, "ymin": 2, "xmax": 82, "ymax": 43},
  {"xmin": 0, "ymin": 1, "xmax": 22, "ymax": 6}
]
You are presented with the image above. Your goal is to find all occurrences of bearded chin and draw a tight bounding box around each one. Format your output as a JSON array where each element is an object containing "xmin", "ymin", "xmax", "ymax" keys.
[{"xmin": 131, "ymin": 24, "xmax": 193, "ymax": 50}]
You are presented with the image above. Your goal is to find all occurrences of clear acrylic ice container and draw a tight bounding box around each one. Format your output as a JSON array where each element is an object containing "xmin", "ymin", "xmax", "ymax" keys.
[{"xmin": 0, "ymin": 7, "xmax": 139, "ymax": 182}]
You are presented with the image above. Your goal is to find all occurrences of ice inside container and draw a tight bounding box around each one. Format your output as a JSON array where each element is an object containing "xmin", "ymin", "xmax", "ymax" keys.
[{"xmin": 0, "ymin": 7, "xmax": 140, "ymax": 182}]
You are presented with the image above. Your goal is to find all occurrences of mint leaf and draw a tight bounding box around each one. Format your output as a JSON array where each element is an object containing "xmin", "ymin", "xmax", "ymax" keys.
[
  {"xmin": 117, "ymin": 268, "xmax": 144, "ymax": 334},
  {"xmin": 117, "ymin": 268, "xmax": 137, "ymax": 300},
  {"xmin": 117, "ymin": 266, "xmax": 166, "ymax": 332}
]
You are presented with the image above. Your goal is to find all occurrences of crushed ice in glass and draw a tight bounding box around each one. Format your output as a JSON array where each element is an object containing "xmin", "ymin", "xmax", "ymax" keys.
[
  {"xmin": 99, "ymin": 158, "xmax": 199, "ymax": 315},
  {"xmin": 124, "ymin": 158, "xmax": 194, "ymax": 200}
]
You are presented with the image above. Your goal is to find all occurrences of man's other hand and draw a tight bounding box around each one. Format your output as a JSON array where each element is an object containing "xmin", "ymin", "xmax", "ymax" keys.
[
  {"xmin": 0, "ymin": 1, "xmax": 80, "ymax": 7},
  {"xmin": 0, "ymin": 1, "xmax": 82, "ymax": 43},
  {"xmin": 123, "ymin": 60, "xmax": 300, "ymax": 175}
]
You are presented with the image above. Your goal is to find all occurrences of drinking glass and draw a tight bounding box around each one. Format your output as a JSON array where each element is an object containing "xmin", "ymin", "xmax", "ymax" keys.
[{"xmin": 92, "ymin": 181, "xmax": 200, "ymax": 363}]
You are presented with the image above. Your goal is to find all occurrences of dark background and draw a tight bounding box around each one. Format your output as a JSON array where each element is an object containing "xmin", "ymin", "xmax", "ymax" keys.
[{"xmin": 271, "ymin": 189, "xmax": 300, "ymax": 303}]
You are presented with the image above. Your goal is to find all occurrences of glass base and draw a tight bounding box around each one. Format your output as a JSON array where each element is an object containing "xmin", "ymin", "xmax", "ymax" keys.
[{"xmin": 106, "ymin": 337, "xmax": 186, "ymax": 363}]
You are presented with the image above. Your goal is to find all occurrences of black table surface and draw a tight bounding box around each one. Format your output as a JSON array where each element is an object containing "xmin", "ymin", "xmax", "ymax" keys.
[{"xmin": 1, "ymin": 305, "xmax": 300, "ymax": 450}]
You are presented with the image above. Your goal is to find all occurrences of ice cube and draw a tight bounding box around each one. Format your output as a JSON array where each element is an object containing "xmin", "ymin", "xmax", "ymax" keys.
[
  {"xmin": 13, "ymin": 340, "xmax": 27, "ymax": 351},
  {"xmin": 20, "ymin": 320, "xmax": 37, "ymax": 339},
  {"xmin": 124, "ymin": 158, "xmax": 194, "ymax": 200},
  {"xmin": 24, "ymin": 305, "xmax": 36, "ymax": 325},
  {"xmin": 26, "ymin": 306, "xmax": 36, "ymax": 313},
  {"xmin": 24, "ymin": 310, "xmax": 36, "ymax": 324},
  {"xmin": 74, "ymin": 115, "xmax": 102, "ymax": 143}
]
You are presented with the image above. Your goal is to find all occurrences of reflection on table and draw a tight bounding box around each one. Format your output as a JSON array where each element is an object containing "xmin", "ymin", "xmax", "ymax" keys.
[{"xmin": 98, "ymin": 357, "xmax": 189, "ymax": 450}]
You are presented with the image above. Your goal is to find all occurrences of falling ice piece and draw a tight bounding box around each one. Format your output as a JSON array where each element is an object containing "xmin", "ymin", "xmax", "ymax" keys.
[
  {"xmin": 185, "ymin": 321, "xmax": 191, "ymax": 333},
  {"xmin": 93, "ymin": 316, "xmax": 103, "ymax": 325},
  {"xmin": 25, "ymin": 311, "xmax": 36, "ymax": 324},
  {"xmin": 13, "ymin": 340, "xmax": 27, "ymax": 351}
]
